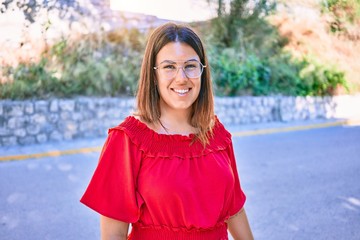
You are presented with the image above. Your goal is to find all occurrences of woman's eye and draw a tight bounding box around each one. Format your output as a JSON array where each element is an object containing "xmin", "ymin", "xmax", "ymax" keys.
[
  {"xmin": 185, "ymin": 64, "xmax": 197, "ymax": 69},
  {"xmin": 163, "ymin": 65, "xmax": 176, "ymax": 70}
]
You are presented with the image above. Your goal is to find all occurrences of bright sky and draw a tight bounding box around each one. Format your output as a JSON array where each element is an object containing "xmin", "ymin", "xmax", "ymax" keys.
[{"xmin": 110, "ymin": 0, "xmax": 216, "ymax": 22}]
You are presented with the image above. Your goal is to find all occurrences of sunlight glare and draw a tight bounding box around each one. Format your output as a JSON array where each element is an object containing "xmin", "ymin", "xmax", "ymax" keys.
[{"xmin": 110, "ymin": 0, "xmax": 214, "ymax": 22}]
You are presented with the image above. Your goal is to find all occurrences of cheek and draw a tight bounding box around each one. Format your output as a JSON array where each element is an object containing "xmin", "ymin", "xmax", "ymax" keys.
[
  {"xmin": 194, "ymin": 79, "xmax": 202, "ymax": 94},
  {"xmin": 157, "ymin": 81, "xmax": 169, "ymax": 97}
]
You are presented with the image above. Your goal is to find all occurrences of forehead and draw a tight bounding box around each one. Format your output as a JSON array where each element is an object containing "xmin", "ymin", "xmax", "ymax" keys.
[{"xmin": 156, "ymin": 42, "xmax": 199, "ymax": 63}]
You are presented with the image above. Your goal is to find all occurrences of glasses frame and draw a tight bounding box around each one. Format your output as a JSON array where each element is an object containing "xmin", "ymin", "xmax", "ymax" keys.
[{"xmin": 153, "ymin": 60, "xmax": 206, "ymax": 79}]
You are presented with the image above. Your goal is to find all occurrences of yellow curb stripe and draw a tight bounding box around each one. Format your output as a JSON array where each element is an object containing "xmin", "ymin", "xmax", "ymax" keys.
[
  {"xmin": 1, "ymin": 118, "xmax": 359, "ymax": 162},
  {"xmin": 0, "ymin": 146, "xmax": 102, "ymax": 162},
  {"xmin": 232, "ymin": 120, "xmax": 345, "ymax": 137}
]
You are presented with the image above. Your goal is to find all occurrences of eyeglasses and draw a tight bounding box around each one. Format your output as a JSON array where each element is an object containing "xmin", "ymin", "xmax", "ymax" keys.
[{"xmin": 153, "ymin": 60, "xmax": 206, "ymax": 79}]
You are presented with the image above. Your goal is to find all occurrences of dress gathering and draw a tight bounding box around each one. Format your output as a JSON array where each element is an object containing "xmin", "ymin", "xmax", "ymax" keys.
[{"xmin": 81, "ymin": 116, "xmax": 246, "ymax": 239}]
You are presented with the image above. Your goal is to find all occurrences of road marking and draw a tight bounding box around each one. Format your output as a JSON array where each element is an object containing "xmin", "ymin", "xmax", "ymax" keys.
[
  {"xmin": 232, "ymin": 119, "xmax": 359, "ymax": 137},
  {"xmin": 0, "ymin": 146, "xmax": 102, "ymax": 162},
  {"xmin": 1, "ymin": 118, "xmax": 359, "ymax": 162}
]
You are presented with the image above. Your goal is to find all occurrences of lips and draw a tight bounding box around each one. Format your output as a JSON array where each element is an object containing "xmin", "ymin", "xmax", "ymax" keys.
[{"xmin": 172, "ymin": 88, "xmax": 191, "ymax": 95}]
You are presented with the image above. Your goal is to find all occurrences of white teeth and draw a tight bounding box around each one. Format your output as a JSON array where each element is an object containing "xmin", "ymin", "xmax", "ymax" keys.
[{"xmin": 174, "ymin": 89, "xmax": 189, "ymax": 94}]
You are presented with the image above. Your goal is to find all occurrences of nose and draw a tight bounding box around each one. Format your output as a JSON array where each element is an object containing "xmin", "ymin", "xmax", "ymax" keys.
[{"xmin": 175, "ymin": 67, "xmax": 188, "ymax": 82}]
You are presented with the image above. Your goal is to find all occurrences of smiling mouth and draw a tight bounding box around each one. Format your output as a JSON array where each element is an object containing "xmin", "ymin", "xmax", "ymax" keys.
[{"xmin": 172, "ymin": 88, "xmax": 191, "ymax": 94}]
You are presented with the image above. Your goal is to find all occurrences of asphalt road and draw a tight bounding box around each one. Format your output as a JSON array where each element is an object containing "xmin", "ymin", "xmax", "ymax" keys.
[{"xmin": 0, "ymin": 124, "xmax": 359, "ymax": 240}]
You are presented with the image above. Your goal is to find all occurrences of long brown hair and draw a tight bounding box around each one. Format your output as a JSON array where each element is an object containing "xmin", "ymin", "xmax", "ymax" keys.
[{"xmin": 135, "ymin": 22, "xmax": 215, "ymax": 146}]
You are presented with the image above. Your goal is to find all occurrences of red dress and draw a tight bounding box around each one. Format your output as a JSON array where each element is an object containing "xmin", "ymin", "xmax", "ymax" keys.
[{"xmin": 80, "ymin": 116, "xmax": 246, "ymax": 240}]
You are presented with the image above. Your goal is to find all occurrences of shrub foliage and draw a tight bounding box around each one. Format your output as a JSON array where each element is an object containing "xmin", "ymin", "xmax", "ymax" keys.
[{"xmin": 0, "ymin": 0, "xmax": 351, "ymax": 99}]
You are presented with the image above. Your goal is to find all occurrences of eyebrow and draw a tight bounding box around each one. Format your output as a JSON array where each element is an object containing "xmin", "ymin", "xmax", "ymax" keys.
[{"xmin": 159, "ymin": 58, "xmax": 199, "ymax": 64}]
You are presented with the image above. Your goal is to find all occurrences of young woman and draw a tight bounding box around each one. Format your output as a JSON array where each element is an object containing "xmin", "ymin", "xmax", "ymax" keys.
[{"xmin": 81, "ymin": 22, "xmax": 253, "ymax": 240}]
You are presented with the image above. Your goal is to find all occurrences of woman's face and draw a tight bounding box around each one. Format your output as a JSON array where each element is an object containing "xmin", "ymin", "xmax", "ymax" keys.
[{"xmin": 154, "ymin": 42, "xmax": 202, "ymax": 114}]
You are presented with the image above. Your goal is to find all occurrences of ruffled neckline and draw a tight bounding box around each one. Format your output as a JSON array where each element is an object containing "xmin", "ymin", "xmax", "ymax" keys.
[
  {"xmin": 130, "ymin": 116, "xmax": 197, "ymax": 141},
  {"xmin": 109, "ymin": 116, "xmax": 232, "ymax": 158}
]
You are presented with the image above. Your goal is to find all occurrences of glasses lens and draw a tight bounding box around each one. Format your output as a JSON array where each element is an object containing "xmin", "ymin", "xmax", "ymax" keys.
[
  {"xmin": 159, "ymin": 63, "xmax": 177, "ymax": 79},
  {"xmin": 157, "ymin": 60, "xmax": 203, "ymax": 79},
  {"xmin": 184, "ymin": 61, "xmax": 202, "ymax": 78}
]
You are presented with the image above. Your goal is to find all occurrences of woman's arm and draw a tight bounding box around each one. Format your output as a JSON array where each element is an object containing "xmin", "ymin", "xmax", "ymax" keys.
[
  {"xmin": 100, "ymin": 215, "xmax": 129, "ymax": 240},
  {"xmin": 227, "ymin": 208, "xmax": 254, "ymax": 240}
]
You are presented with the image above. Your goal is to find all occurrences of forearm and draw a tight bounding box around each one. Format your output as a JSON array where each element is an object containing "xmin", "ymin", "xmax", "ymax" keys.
[
  {"xmin": 100, "ymin": 215, "xmax": 129, "ymax": 240},
  {"xmin": 227, "ymin": 208, "xmax": 254, "ymax": 240}
]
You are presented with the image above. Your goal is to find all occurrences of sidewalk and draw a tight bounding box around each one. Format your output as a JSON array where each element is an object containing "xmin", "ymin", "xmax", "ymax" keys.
[
  {"xmin": 1, "ymin": 117, "xmax": 359, "ymax": 162},
  {"xmin": 1, "ymin": 116, "xmax": 359, "ymax": 240}
]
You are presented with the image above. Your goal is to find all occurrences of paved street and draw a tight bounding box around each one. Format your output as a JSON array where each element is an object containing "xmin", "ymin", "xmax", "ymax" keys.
[
  {"xmin": 0, "ymin": 121, "xmax": 360, "ymax": 240},
  {"xmin": 235, "ymin": 124, "xmax": 360, "ymax": 239}
]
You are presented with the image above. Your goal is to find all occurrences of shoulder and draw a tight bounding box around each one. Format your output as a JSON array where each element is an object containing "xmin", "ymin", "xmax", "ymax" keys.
[
  {"xmin": 109, "ymin": 115, "xmax": 148, "ymax": 134},
  {"xmin": 107, "ymin": 115, "xmax": 156, "ymax": 153},
  {"xmin": 212, "ymin": 116, "xmax": 232, "ymax": 140}
]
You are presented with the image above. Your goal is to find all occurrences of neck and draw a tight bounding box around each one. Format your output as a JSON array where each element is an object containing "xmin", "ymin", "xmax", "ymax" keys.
[{"xmin": 158, "ymin": 105, "xmax": 195, "ymax": 135}]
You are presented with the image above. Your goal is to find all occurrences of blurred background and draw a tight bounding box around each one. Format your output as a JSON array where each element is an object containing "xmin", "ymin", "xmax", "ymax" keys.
[
  {"xmin": 1, "ymin": 0, "xmax": 359, "ymax": 99},
  {"xmin": 1, "ymin": 1, "xmax": 360, "ymax": 240}
]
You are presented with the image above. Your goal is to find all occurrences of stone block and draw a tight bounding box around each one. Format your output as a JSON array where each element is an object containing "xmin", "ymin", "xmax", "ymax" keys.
[
  {"xmin": 120, "ymin": 100, "xmax": 127, "ymax": 108},
  {"xmin": 4, "ymin": 103, "xmax": 24, "ymax": 117},
  {"xmin": 14, "ymin": 128, "xmax": 27, "ymax": 137},
  {"xmin": 87, "ymin": 100, "xmax": 96, "ymax": 111},
  {"xmin": 271, "ymin": 107, "xmax": 281, "ymax": 121},
  {"xmin": 252, "ymin": 97, "xmax": 262, "ymax": 106},
  {"xmin": 81, "ymin": 111, "xmax": 95, "ymax": 120},
  {"xmin": 0, "ymin": 116, "xmax": 5, "ymax": 128},
  {"xmin": 280, "ymin": 109, "xmax": 293, "ymax": 122},
  {"xmin": 72, "ymin": 112, "xmax": 83, "ymax": 121},
  {"xmin": 107, "ymin": 99, "xmax": 118, "ymax": 108},
  {"xmin": 47, "ymin": 114, "xmax": 59, "ymax": 124},
  {"xmin": 43, "ymin": 124, "xmax": 56, "ymax": 134},
  {"xmin": 60, "ymin": 111, "xmax": 72, "ymax": 120},
  {"xmin": 241, "ymin": 118, "xmax": 250, "ymax": 124},
  {"xmin": 97, "ymin": 111, "xmax": 107, "ymax": 118},
  {"xmin": 79, "ymin": 121, "xmax": 94, "ymax": 132},
  {"xmin": 95, "ymin": 99, "xmax": 107, "ymax": 109},
  {"xmin": 36, "ymin": 134, "xmax": 47, "ymax": 144},
  {"xmin": 2, "ymin": 136, "xmax": 17, "ymax": 146},
  {"xmin": 234, "ymin": 117, "xmax": 241, "ymax": 124},
  {"xmin": 29, "ymin": 114, "xmax": 46, "ymax": 125},
  {"xmin": 83, "ymin": 131, "xmax": 97, "ymax": 138},
  {"xmin": 233, "ymin": 97, "xmax": 241, "ymax": 106},
  {"xmin": 75, "ymin": 99, "xmax": 89, "ymax": 112},
  {"xmin": 35, "ymin": 100, "xmax": 48, "ymax": 113},
  {"xmin": 18, "ymin": 136, "xmax": 36, "ymax": 145},
  {"xmin": 59, "ymin": 100, "xmax": 75, "ymax": 112},
  {"xmin": 24, "ymin": 102, "xmax": 34, "ymax": 114},
  {"xmin": 26, "ymin": 125, "xmax": 41, "ymax": 135},
  {"xmin": 251, "ymin": 116, "xmax": 261, "ymax": 123},
  {"xmin": 7, "ymin": 117, "xmax": 29, "ymax": 129},
  {"xmin": 63, "ymin": 132, "xmax": 74, "ymax": 140},
  {"xmin": 58, "ymin": 121, "xmax": 77, "ymax": 132},
  {"xmin": 50, "ymin": 99, "xmax": 59, "ymax": 112},
  {"xmin": 267, "ymin": 97, "xmax": 276, "ymax": 106},
  {"xmin": 0, "ymin": 127, "xmax": 11, "ymax": 136},
  {"xmin": 50, "ymin": 131, "xmax": 63, "ymax": 141}
]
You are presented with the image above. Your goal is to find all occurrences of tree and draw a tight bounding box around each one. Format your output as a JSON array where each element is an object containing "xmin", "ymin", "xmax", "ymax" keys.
[
  {"xmin": 0, "ymin": 0, "xmax": 86, "ymax": 24},
  {"xmin": 207, "ymin": 0, "xmax": 276, "ymax": 48}
]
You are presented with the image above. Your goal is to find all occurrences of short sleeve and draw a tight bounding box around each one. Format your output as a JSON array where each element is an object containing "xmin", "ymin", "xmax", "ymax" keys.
[
  {"xmin": 80, "ymin": 128, "xmax": 144, "ymax": 223},
  {"xmin": 227, "ymin": 141, "xmax": 247, "ymax": 216}
]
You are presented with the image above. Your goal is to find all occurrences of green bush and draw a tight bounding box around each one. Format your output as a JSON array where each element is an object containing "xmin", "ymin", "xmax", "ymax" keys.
[
  {"xmin": 210, "ymin": 48, "xmax": 271, "ymax": 96},
  {"xmin": 0, "ymin": 28, "xmax": 145, "ymax": 99},
  {"xmin": 297, "ymin": 56, "xmax": 349, "ymax": 96},
  {"xmin": 0, "ymin": 9, "xmax": 350, "ymax": 99},
  {"xmin": 0, "ymin": 58, "xmax": 59, "ymax": 99},
  {"xmin": 210, "ymin": 48, "xmax": 349, "ymax": 96},
  {"xmin": 202, "ymin": 0, "xmax": 350, "ymax": 97}
]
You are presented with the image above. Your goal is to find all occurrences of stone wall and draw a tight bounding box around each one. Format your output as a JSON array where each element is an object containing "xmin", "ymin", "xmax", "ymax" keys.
[{"xmin": 1, "ymin": 95, "xmax": 360, "ymax": 147}]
